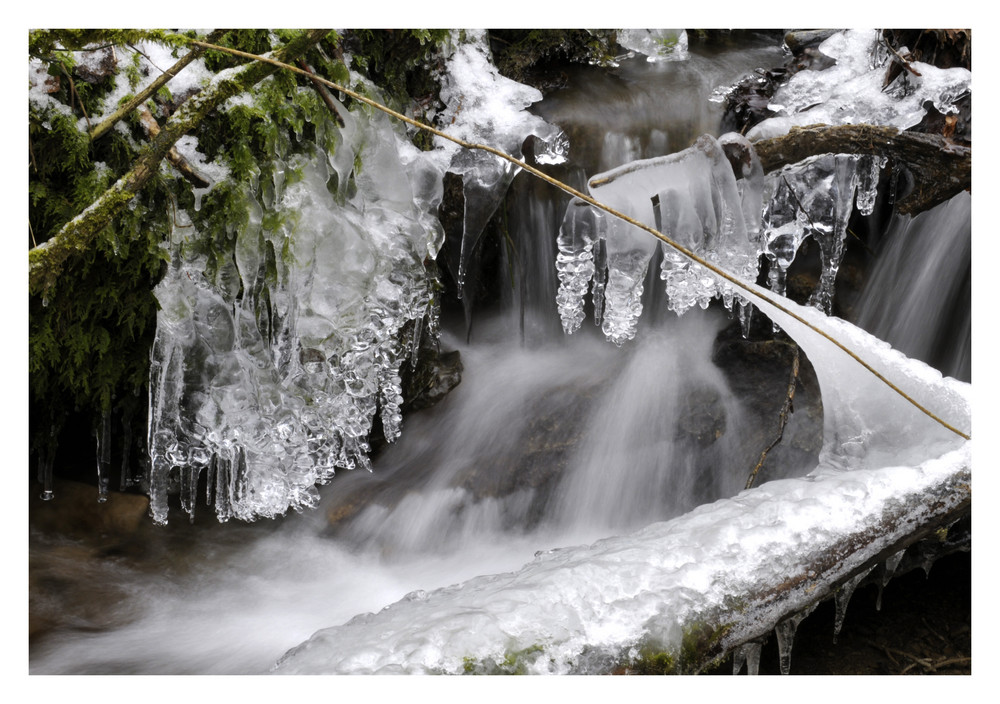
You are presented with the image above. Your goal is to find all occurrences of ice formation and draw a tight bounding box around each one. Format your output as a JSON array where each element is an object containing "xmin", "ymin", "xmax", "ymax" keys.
[
  {"xmin": 146, "ymin": 31, "xmax": 569, "ymax": 523},
  {"xmin": 556, "ymin": 132, "xmax": 767, "ymax": 344},
  {"xmin": 148, "ymin": 115, "xmax": 439, "ymax": 523},
  {"xmin": 274, "ymin": 294, "xmax": 970, "ymax": 672},
  {"xmin": 746, "ymin": 29, "xmax": 971, "ymax": 141},
  {"xmin": 272, "ymin": 30, "xmax": 971, "ymax": 672},
  {"xmin": 616, "ymin": 29, "xmax": 689, "ymax": 63}
]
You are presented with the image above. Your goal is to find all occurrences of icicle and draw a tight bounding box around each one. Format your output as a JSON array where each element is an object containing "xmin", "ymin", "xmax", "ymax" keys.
[
  {"xmin": 807, "ymin": 154, "xmax": 859, "ymax": 314},
  {"xmin": 591, "ymin": 237, "xmax": 607, "ymax": 326},
  {"xmin": 205, "ymin": 454, "xmax": 216, "ymax": 507},
  {"xmin": 732, "ymin": 639, "xmax": 764, "ymax": 675},
  {"xmin": 855, "ymin": 154, "xmax": 886, "ymax": 216},
  {"xmin": 876, "ymin": 549, "xmax": 906, "ymax": 611},
  {"xmin": 214, "ymin": 452, "xmax": 232, "ymax": 523},
  {"xmin": 96, "ymin": 408, "xmax": 111, "ymax": 503},
  {"xmin": 409, "ymin": 316, "xmax": 424, "ymax": 370},
  {"xmin": 774, "ymin": 604, "xmax": 816, "ymax": 675},
  {"xmin": 555, "ymin": 199, "xmax": 601, "ymax": 335},
  {"xmin": 118, "ymin": 411, "xmax": 133, "ymax": 490},
  {"xmin": 38, "ymin": 422, "xmax": 56, "ymax": 501},
  {"xmin": 833, "ymin": 566, "xmax": 874, "ymax": 643},
  {"xmin": 738, "ymin": 298, "xmax": 754, "ymax": 339},
  {"xmin": 601, "ymin": 246, "xmax": 650, "ymax": 346}
]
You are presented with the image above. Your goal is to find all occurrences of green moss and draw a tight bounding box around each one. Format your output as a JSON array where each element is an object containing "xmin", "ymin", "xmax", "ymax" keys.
[
  {"xmin": 462, "ymin": 644, "xmax": 547, "ymax": 675},
  {"xmin": 625, "ymin": 620, "xmax": 734, "ymax": 675},
  {"xmin": 341, "ymin": 29, "xmax": 450, "ymax": 106}
]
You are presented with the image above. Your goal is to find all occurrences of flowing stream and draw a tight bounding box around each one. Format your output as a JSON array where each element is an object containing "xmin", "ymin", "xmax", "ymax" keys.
[{"xmin": 28, "ymin": 33, "xmax": 970, "ymax": 675}]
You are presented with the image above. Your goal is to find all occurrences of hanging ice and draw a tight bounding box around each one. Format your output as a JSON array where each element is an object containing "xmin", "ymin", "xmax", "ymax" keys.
[
  {"xmin": 832, "ymin": 566, "xmax": 873, "ymax": 643},
  {"xmin": 774, "ymin": 604, "xmax": 815, "ymax": 675},
  {"xmin": 148, "ymin": 93, "xmax": 443, "ymax": 524},
  {"xmin": 437, "ymin": 30, "xmax": 568, "ymax": 298},
  {"xmin": 555, "ymin": 199, "xmax": 603, "ymax": 334},
  {"xmin": 762, "ymin": 154, "xmax": 859, "ymax": 315},
  {"xmin": 558, "ymin": 133, "xmax": 764, "ymax": 341}
]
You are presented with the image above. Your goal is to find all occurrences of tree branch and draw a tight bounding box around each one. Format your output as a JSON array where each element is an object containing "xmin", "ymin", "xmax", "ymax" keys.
[
  {"xmin": 29, "ymin": 29, "xmax": 330, "ymax": 296},
  {"xmin": 87, "ymin": 30, "xmax": 225, "ymax": 143},
  {"xmin": 137, "ymin": 107, "xmax": 209, "ymax": 188},
  {"xmin": 752, "ymin": 123, "xmax": 970, "ymax": 215}
]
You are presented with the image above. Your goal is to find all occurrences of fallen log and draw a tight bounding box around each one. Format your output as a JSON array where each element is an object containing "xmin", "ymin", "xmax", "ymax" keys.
[{"xmin": 752, "ymin": 123, "xmax": 970, "ymax": 215}]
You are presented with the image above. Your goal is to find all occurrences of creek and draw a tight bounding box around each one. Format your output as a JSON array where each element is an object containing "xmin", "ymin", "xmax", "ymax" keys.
[{"xmin": 28, "ymin": 31, "xmax": 971, "ymax": 675}]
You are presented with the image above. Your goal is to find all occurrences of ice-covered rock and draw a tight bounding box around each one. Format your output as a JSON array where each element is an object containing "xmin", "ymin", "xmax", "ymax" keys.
[
  {"xmin": 616, "ymin": 29, "xmax": 688, "ymax": 63},
  {"xmin": 747, "ymin": 29, "xmax": 971, "ymax": 141}
]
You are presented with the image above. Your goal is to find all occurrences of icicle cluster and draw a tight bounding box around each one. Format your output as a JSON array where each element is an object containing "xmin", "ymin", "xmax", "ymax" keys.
[
  {"xmin": 146, "ymin": 32, "xmax": 569, "ymax": 524},
  {"xmin": 556, "ymin": 133, "xmax": 765, "ymax": 345},
  {"xmin": 148, "ymin": 100, "xmax": 442, "ymax": 525},
  {"xmin": 761, "ymin": 153, "xmax": 882, "ymax": 314},
  {"xmin": 556, "ymin": 134, "xmax": 889, "ymax": 341}
]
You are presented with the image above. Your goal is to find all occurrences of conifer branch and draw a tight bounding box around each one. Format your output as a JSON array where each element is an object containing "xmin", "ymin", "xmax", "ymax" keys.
[{"xmin": 29, "ymin": 29, "xmax": 330, "ymax": 296}]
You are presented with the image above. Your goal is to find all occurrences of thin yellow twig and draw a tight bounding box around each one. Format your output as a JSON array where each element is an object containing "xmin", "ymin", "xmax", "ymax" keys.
[{"xmin": 187, "ymin": 38, "xmax": 971, "ymax": 441}]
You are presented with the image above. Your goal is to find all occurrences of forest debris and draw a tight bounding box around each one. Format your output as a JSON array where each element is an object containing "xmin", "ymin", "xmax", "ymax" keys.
[
  {"xmin": 137, "ymin": 107, "xmax": 209, "ymax": 188},
  {"xmin": 745, "ymin": 344, "xmax": 800, "ymax": 489},
  {"xmin": 752, "ymin": 123, "xmax": 970, "ymax": 214}
]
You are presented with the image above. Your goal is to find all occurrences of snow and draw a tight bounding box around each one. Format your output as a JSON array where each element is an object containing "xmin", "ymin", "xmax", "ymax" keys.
[{"xmin": 747, "ymin": 29, "xmax": 971, "ymax": 141}]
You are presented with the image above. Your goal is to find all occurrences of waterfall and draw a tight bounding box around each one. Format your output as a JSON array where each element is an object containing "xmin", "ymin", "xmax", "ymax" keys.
[{"xmin": 853, "ymin": 192, "xmax": 971, "ymax": 382}]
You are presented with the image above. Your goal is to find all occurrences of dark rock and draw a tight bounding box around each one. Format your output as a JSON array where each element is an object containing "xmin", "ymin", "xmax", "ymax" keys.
[
  {"xmin": 783, "ymin": 30, "xmax": 840, "ymax": 56},
  {"xmin": 712, "ymin": 325, "xmax": 824, "ymax": 484},
  {"xmin": 400, "ymin": 346, "xmax": 463, "ymax": 414},
  {"xmin": 73, "ymin": 47, "xmax": 117, "ymax": 84},
  {"xmin": 30, "ymin": 478, "xmax": 149, "ymax": 541}
]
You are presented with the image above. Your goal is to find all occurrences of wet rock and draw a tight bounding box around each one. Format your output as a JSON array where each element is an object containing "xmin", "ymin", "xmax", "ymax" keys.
[
  {"xmin": 30, "ymin": 478, "xmax": 149, "ymax": 541},
  {"xmin": 712, "ymin": 325, "xmax": 824, "ymax": 483},
  {"xmin": 29, "ymin": 540, "xmax": 138, "ymax": 644},
  {"xmin": 400, "ymin": 346, "xmax": 463, "ymax": 414},
  {"xmin": 783, "ymin": 30, "xmax": 840, "ymax": 56}
]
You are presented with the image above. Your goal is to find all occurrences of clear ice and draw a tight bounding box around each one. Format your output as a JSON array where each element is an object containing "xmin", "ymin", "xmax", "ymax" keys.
[
  {"xmin": 568, "ymin": 133, "xmax": 764, "ymax": 343},
  {"xmin": 833, "ymin": 566, "xmax": 873, "ymax": 643},
  {"xmin": 145, "ymin": 31, "xmax": 569, "ymax": 524}
]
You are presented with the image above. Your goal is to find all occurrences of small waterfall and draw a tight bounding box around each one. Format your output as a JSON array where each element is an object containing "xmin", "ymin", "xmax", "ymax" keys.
[{"xmin": 853, "ymin": 192, "xmax": 971, "ymax": 382}]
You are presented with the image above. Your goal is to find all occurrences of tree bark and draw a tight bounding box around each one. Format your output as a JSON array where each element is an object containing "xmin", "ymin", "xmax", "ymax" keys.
[
  {"xmin": 752, "ymin": 123, "xmax": 971, "ymax": 215},
  {"xmin": 29, "ymin": 29, "xmax": 330, "ymax": 296}
]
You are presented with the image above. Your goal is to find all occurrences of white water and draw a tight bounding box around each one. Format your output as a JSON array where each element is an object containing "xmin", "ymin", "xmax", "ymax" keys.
[{"xmin": 29, "ymin": 31, "xmax": 972, "ymax": 676}]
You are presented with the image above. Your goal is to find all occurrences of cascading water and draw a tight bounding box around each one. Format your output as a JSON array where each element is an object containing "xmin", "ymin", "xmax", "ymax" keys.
[
  {"xmin": 29, "ymin": 30, "xmax": 971, "ymax": 676},
  {"xmin": 853, "ymin": 191, "xmax": 971, "ymax": 382}
]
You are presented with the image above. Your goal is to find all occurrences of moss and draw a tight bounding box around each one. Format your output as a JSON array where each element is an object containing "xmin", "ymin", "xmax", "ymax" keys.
[
  {"xmin": 625, "ymin": 620, "xmax": 735, "ymax": 675},
  {"xmin": 488, "ymin": 30, "xmax": 618, "ymax": 84},
  {"xmin": 462, "ymin": 644, "xmax": 547, "ymax": 675},
  {"xmin": 340, "ymin": 29, "xmax": 450, "ymax": 106}
]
